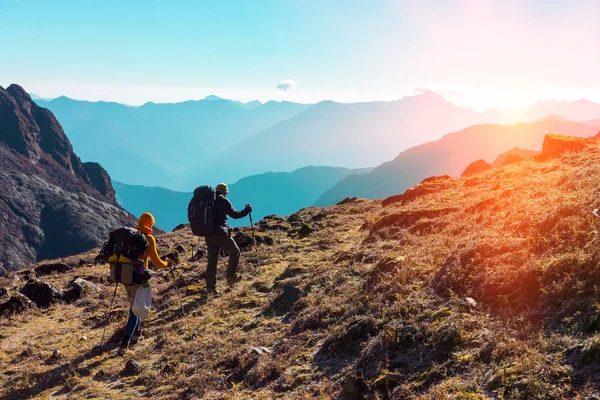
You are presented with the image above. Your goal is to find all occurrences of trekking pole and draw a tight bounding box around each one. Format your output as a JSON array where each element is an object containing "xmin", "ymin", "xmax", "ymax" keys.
[
  {"xmin": 249, "ymin": 212, "xmax": 261, "ymax": 267},
  {"xmin": 99, "ymin": 282, "xmax": 119, "ymax": 347},
  {"xmin": 168, "ymin": 262, "xmax": 186, "ymax": 315}
]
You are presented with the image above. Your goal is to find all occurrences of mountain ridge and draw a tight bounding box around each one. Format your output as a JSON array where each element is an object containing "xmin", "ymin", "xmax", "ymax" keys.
[{"xmin": 0, "ymin": 84, "xmax": 134, "ymax": 273}]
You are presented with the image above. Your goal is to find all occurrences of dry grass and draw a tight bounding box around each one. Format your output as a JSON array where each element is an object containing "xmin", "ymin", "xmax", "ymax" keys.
[{"xmin": 2, "ymin": 143, "xmax": 600, "ymax": 399}]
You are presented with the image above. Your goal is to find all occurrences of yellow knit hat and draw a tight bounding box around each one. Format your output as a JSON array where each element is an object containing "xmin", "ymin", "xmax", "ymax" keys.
[
  {"xmin": 216, "ymin": 183, "xmax": 229, "ymax": 194},
  {"xmin": 138, "ymin": 212, "xmax": 155, "ymax": 227}
]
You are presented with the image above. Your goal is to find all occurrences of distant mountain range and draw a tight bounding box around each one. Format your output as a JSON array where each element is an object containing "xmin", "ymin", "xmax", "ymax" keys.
[
  {"xmin": 36, "ymin": 91, "xmax": 600, "ymax": 193},
  {"xmin": 316, "ymin": 120, "xmax": 599, "ymax": 205},
  {"xmin": 114, "ymin": 166, "xmax": 371, "ymax": 231},
  {"xmin": 35, "ymin": 95, "xmax": 311, "ymax": 189}
]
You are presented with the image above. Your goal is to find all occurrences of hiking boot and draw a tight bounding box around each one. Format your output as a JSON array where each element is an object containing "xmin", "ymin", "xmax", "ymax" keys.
[
  {"xmin": 226, "ymin": 274, "xmax": 243, "ymax": 286},
  {"xmin": 207, "ymin": 288, "xmax": 220, "ymax": 297}
]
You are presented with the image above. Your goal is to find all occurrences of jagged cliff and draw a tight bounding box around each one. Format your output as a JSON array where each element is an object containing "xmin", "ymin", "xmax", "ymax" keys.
[{"xmin": 0, "ymin": 84, "xmax": 134, "ymax": 273}]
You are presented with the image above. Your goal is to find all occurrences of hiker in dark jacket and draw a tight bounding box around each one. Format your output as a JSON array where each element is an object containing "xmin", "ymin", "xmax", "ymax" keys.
[{"xmin": 205, "ymin": 183, "xmax": 252, "ymax": 295}]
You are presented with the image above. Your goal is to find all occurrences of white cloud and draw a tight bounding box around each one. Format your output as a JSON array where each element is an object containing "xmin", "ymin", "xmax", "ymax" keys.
[{"xmin": 276, "ymin": 79, "xmax": 296, "ymax": 91}]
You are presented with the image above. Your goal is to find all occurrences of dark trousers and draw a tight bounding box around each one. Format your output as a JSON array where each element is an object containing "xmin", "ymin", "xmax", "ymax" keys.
[{"xmin": 205, "ymin": 235, "xmax": 241, "ymax": 289}]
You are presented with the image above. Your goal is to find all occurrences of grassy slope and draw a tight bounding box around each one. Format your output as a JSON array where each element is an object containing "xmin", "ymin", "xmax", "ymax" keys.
[{"xmin": 2, "ymin": 143, "xmax": 600, "ymax": 398}]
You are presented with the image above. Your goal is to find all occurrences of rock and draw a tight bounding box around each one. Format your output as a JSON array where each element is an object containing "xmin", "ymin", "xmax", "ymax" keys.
[
  {"xmin": 461, "ymin": 159, "xmax": 492, "ymax": 177},
  {"xmin": 19, "ymin": 279, "xmax": 64, "ymax": 308},
  {"xmin": 297, "ymin": 224, "xmax": 314, "ymax": 238},
  {"xmin": 464, "ymin": 297, "xmax": 477, "ymax": 308},
  {"xmin": 34, "ymin": 262, "xmax": 73, "ymax": 276},
  {"xmin": 189, "ymin": 248, "xmax": 205, "ymax": 261},
  {"xmin": 339, "ymin": 376, "xmax": 368, "ymax": 400},
  {"xmin": 63, "ymin": 277, "xmax": 100, "ymax": 304},
  {"xmin": 0, "ymin": 85, "xmax": 135, "ymax": 274},
  {"xmin": 310, "ymin": 212, "xmax": 328, "ymax": 222},
  {"xmin": 247, "ymin": 346, "xmax": 272, "ymax": 355},
  {"xmin": 51, "ymin": 350, "xmax": 61, "ymax": 358},
  {"xmin": 337, "ymin": 197, "xmax": 358, "ymax": 206},
  {"xmin": 124, "ymin": 359, "xmax": 142, "ymax": 375},
  {"xmin": 540, "ymin": 134, "xmax": 591, "ymax": 158},
  {"xmin": 233, "ymin": 231, "xmax": 273, "ymax": 251},
  {"xmin": 0, "ymin": 266, "xmax": 7, "ymax": 277},
  {"xmin": 175, "ymin": 244, "xmax": 186, "ymax": 254},
  {"xmin": 0, "ymin": 288, "xmax": 7, "ymax": 298},
  {"xmin": 0, "ymin": 293, "xmax": 36, "ymax": 316},
  {"xmin": 287, "ymin": 213, "xmax": 303, "ymax": 224},
  {"xmin": 173, "ymin": 223, "xmax": 190, "ymax": 232},
  {"xmin": 162, "ymin": 251, "xmax": 180, "ymax": 264},
  {"xmin": 80, "ymin": 336, "xmax": 88, "ymax": 341},
  {"xmin": 258, "ymin": 215, "xmax": 290, "ymax": 232}
]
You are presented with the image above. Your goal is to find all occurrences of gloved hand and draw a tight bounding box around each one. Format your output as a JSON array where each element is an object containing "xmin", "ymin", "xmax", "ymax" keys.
[{"xmin": 245, "ymin": 203, "xmax": 253, "ymax": 212}]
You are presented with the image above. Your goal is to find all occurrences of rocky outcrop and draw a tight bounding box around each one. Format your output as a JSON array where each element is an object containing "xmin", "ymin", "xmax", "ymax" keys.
[
  {"xmin": 82, "ymin": 162, "xmax": 116, "ymax": 202},
  {"xmin": 0, "ymin": 84, "xmax": 134, "ymax": 272},
  {"xmin": 19, "ymin": 279, "xmax": 63, "ymax": 308},
  {"xmin": 461, "ymin": 159, "xmax": 492, "ymax": 177},
  {"xmin": 541, "ymin": 134, "xmax": 591, "ymax": 158},
  {"xmin": 0, "ymin": 293, "xmax": 36, "ymax": 316}
]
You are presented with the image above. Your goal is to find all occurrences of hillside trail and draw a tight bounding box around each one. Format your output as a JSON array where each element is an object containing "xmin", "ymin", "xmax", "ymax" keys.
[{"xmin": 0, "ymin": 201, "xmax": 380, "ymax": 399}]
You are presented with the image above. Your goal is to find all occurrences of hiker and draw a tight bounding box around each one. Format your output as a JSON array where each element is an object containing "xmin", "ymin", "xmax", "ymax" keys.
[
  {"xmin": 96, "ymin": 212, "xmax": 174, "ymax": 351},
  {"xmin": 205, "ymin": 183, "xmax": 252, "ymax": 295}
]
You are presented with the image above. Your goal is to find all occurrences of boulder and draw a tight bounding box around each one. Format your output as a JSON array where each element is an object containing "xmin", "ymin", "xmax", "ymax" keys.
[
  {"xmin": 19, "ymin": 279, "xmax": 64, "ymax": 308},
  {"xmin": 189, "ymin": 247, "xmax": 205, "ymax": 261},
  {"xmin": 461, "ymin": 159, "xmax": 492, "ymax": 177},
  {"xmin": 124, "ymin": 359, "xmax": 142, "ymax": 375},
  {"xmin": 258, "ymin": 215, "xmax": 290, "ymax": 232},
  {"xmin": 175, "ymin": 244, "xmax": 186, "ymax": 254},
  {"xmin": 63, "ymin": 277, "xmax": 100, "ymax": 304},
  {"xmin": 542, "ymin": 134, "xmax": 591, "ymax": 157},
  {"xmin": 287, "ymin": 213, "xmax": 303, "ymax": 224},
  {"xmin": 34, "ymin": 262, "xmax": 73, "ymax": 276},
  {"xmin": 297, "ymin": 223, "xmax": 314, "ymax": 238},
  {"xmin": 336, "ymin": 197, "xmax": 358, "ymax": 205},
  {"xmin": 0, "ymin": 293, "xmax": 36, "ymax": 316},
  {"xmin": 173, "ymin": 223, "xmax": 190, "ymax": 232},
  {"xmin": 233, "ymin": 231, "xmax": 274, "ymax": 251}
]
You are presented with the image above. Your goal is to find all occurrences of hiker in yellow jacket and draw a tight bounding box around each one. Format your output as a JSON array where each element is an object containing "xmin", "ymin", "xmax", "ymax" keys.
[
  {"xmin": 122, "ymin": 212, "xmax": 174, "ymax": 349},
  {"xmin": 97, "ymin": 212, "xmax": 174, "ymax": 351}
]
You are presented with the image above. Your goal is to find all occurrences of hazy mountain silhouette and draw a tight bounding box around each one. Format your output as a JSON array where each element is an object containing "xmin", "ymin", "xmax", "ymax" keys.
[
  {"xmin": 115, "ymin": 166, "xmax": 370, "ymax": 231},
  {"xmin": 316, "ymin": 120, "xmax": 599, "ymax": 205},
  {"xmin": 36, "ymin": 91, "xmax": 600, "ymax": 191},
  {"xmin": 183, "ymin": 91, "xmax": 493, "ymax": 186},
  {"xmin": 35, "ymin": 96, "xmax": 312, "ymax": 189},
  {"xmin": 491, "ymin": 147, "xmax": 541, "ymax": 168}
]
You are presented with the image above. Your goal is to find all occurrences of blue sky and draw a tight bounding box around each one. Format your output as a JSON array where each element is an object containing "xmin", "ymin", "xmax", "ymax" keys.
[{"xmin": 1, "ymin": 0, "xmax": 599, "ymax": 109}]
